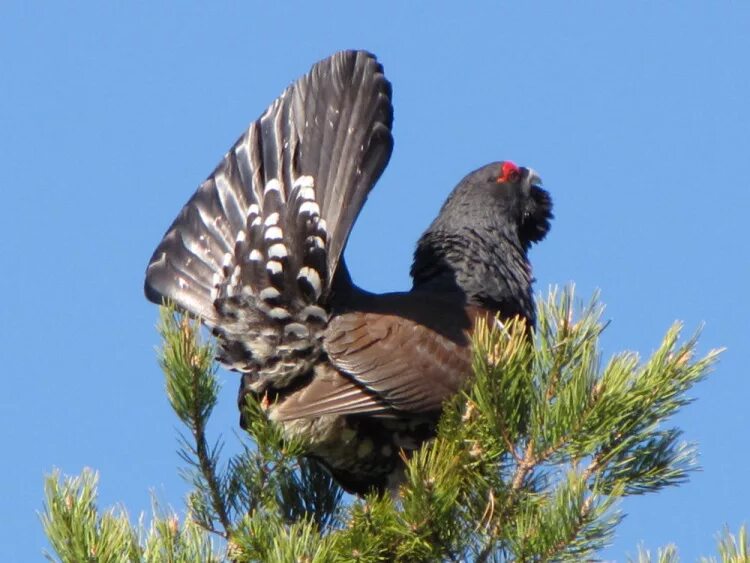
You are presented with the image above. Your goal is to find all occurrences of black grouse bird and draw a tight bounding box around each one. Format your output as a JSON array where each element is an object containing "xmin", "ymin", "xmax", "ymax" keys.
[{"xmin": 145, "ymin": 50, "xmax": 552, "ymax": 494}]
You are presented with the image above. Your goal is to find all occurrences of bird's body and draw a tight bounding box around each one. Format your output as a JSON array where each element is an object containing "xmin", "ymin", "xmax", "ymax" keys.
[{"xmin": 145, "ymin": 51, "xmax": 552, "ymax": 494}]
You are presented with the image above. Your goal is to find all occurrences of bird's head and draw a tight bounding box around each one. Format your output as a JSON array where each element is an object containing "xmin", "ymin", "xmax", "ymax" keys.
[
  {"xmin": 411, "ymin": 160, "xmax": 553, "ymax": 319},
  {"xmin": 459, "ymin": 161, "xmax": 553, "ymax": 247}
]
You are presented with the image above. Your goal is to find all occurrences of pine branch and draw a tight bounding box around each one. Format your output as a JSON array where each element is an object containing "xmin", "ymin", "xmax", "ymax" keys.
[
  {"xmin": 702, "ymin": 524, "xmax": 749, "ymax": 563},
  {"xmin": 631, "ymin": 524, "xmax": 747, "ymax": 562},
  {"xmin": 158, "ymin": 307, "xmax": 232, "ymax": 537},
  {"xmin": 42, "ymin": 288, "xmax": 725, "ymax": 561},
  {"xmin": 41, "ymin": 469, "xmax": 139, "ymax": 562},
  {"xmin": 40, "ymin": 469, "xmax": 220, "ymax": 562},
  {"xmin": 430, "ymin": 287, "xmax": 722, "ymax": 561},
  {"xmin": 630, "ymin": 544, "xmax": 679, "ymax": 563}
]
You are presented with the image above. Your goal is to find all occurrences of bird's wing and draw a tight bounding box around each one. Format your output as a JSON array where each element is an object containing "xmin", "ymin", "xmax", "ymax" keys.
[
  {"xmin": 144, "ymin": 51, "xmax": 393, "ymax": 379},
  {"xmin": 271, "ymin": 294, "xmax": 475, "ymax": 420}
]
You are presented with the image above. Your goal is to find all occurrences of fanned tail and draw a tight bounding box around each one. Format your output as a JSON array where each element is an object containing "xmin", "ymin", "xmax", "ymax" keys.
[{"xmin": 145, "ymin": 50, "xmax": 393, "ymax": 389}]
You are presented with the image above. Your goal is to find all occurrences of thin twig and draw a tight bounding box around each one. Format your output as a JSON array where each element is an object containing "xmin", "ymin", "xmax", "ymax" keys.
[
  {"xmin": 189, "ymin": 366, "xmax": 232, "ymax": 536},
  {"xmin": 512, "ymin": 441, "xmax": 537, "ymax": 491}
]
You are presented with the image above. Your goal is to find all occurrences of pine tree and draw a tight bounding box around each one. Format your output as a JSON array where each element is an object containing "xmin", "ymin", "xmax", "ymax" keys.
[{"xmin": 42, "ymin": 288, "xmax": 741, "ymax": 562}]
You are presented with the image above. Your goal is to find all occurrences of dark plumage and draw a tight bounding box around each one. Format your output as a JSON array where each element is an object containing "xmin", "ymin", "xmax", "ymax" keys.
[{"xmin": 145, "ymin": 50, "xmax": 553, "ymax": 494}]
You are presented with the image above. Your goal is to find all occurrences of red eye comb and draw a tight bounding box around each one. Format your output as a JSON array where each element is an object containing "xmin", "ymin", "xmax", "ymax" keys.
[{"xmin": 497, "ymin": 161, "xmax": 520, "ymax": 183}]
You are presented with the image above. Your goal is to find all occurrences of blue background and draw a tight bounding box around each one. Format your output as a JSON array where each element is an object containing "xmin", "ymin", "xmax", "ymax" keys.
[{"xmin": 1, "ymin": 2, "xmax": 748, "ymax": 560}]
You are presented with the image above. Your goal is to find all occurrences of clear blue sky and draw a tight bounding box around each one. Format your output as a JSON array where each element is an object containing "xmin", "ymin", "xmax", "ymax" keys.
[{"xmin": 1, "ymin": 2, "xmax": 748, "ymax": 560}]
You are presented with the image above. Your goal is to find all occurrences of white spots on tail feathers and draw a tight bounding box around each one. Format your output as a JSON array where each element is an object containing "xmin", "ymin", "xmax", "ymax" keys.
[
  {"xmin": 266, "ymin": 260, "xmax": 283, "ymax": 276},
  {"xmin": 284, "ymin": 323, "xmax": 310, "ymax": 339},
  {"xmin": 206, "ymin": 173, "xmax": 331, "ymax": 354},
  {"xmin": 265, "ymin": 226, "xmax": 283, "ymax": 241},
  {"xmin": 269, "ymin": 307, "xmax": 291, "ymax": 320},
  {"xmin": 259, "ymin": 287, "xmax": 280, "ymax": 301},
  {"xmin": 292, "ymin": 176, "xmax": 317, "ymax": 210},
  {"xmin": 297, "ymin": 187, "xmax": 315, "ymax": 201},
  {"xmin": 298, "ymin": 267, "xmax": 322, "ymax": 299},
  {"xmin": 264, "ymin": 178, "xmax": 281, "ymax": 195},
  {"xmin": 299, "ymin": 201, "xmax": 320, "ymax": 216},
  {"xmin": 224, "ymin": 265, "xmax": 241, "ymax": 298},
  {"xmin": 306, "ymin": 235, "xmax": 325, "ymax": 250},
  {"xmin": 293, "ymin": 175, "xmax": 314, "ymax": 190},
  {"xmin": 268, "ymin": 243, "xmax": 288, "ymax": 259},
  {"xmin": 301, "ymin": 305, "xmax": 328, "ymax": 323}
]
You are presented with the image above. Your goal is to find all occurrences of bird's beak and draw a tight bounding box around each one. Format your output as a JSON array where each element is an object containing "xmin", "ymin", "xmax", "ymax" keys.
[{"xmin": 527, "ymin": 168, "xmax": 543, "ymax": 187}]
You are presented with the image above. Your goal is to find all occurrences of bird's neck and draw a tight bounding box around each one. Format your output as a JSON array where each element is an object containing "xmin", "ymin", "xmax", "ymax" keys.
[{"xmin": 410, "ymin": 227, "xmax": 536, "ymax": 324}]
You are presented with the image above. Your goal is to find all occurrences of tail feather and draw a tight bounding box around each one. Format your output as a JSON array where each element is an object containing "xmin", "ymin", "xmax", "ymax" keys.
[
  {"xmin": 145, "ymin": 50, "xmax": 393, "ymax": 388},
  {"xmin": 296, "ymin": 57, "xmax": 393, "ymax": 270}
]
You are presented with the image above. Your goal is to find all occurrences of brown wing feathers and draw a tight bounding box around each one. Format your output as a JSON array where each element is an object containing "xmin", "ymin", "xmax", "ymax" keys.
[{"xmin": 272, "ymin": 294, "xmax": 475, "ymax": 420}]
